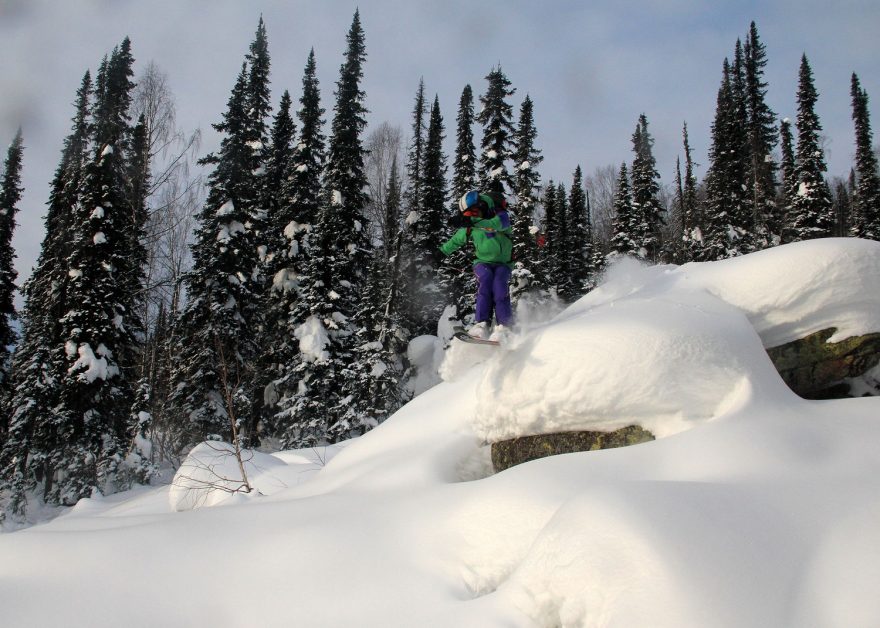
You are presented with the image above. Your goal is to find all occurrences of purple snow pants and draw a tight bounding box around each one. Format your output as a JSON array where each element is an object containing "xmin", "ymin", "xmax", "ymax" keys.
[{"xmin": 474, "ymin": 263, "xmax": 513, "ymax": 325}]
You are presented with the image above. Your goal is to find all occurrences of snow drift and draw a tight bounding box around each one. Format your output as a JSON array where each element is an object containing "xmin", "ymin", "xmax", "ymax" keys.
[
  {"xmin": 1, "ymin": 239, "xmax": 879, "ymax": 628},
  {"xmin": 473, "ymin": 238, "xmax": 880, "ymax": 443}
]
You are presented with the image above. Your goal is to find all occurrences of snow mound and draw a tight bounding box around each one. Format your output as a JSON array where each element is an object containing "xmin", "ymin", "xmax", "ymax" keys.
[
  {"xmin": 169, "ymin": 442, "xmax": 286, "ymax": 511},
  {"xmin": 475, "ymin": 239, "xmax": 880, "ymax": 443},
  {"xmin": 440, "ymin": 337, "xmax": 497, "ymax": 382},
  {"xmin": 475, "ymin": 261, "xmax": 787, "ymax": 442},
  {"xmin": 498, "ymin": 481, "xmax": 802, "ymax": 627},
  {"xmin": 795, "ymin": 499, "xmax": 880, "ymax": 626},
  {"xmin": 681, "ymin": 237, "xmax": 880, "ymax": 346}
]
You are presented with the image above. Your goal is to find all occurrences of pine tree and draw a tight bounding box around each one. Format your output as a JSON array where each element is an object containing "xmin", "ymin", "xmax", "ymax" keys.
[
  {"xmin": 703, "ymin": 59, "xmax": 753, "ymax": 260},
  {"xmin": 271, "ymin": 50, "xmax": 328, "ymax": 446},
  {"xmin": 0, "ymin": 130, "xmax": 24, "ymax": 419},
  {"xmin": 845, "ymin": 169, "xmax": 859, "ymax": 235},
  {"xmin": 731, "ymin": 39, "xmax": 757, "ymax": 249},
  {"xmin": 610, "ymin": 163, "xmax": 639, "ymax": 258},
  {"xmin": 478, "ymin": 66, "xmax": 516, "ymax": 194},
  {"xmin": 393, "ymin": 79, "xmax": 423, "ymax": 337},
  {"xmin": 565, "ymin": 166, "xmax": 593, "ymax": 296},
  {"xmin": 732, "ymin": 43, "xmax": 757, "ymax": 252},
  {"xmin": 445, "ymin": 85, "xmax": 478, "ymax": 323},
  {"xmin": 264, "ymin": 90, "xmax": 296, "ymax": 220},
  {"xmin": 52, "ymin": 37, "xmax": 143, "ymax": 502},
  {"xmin": 321, "ymin": 9, "xmax": 370, "ymax": 269},
  {"xmin": 451, "ymin": 85, "xmax": 477, "ymax": 201},
  {"xmin": 671, "ymin": 156, "xmax": 685, "ymax": 260},
  {"xmin": 415, "ymin": 95, "xmax": 449, "ymax": 332},
  {"xmin": 1, "ymin": 73, "xmax": 93, "ymax": 518},
  {"xmin": 280, "ymin": 10, "xmax": 371, "ymax": 446},
  {"xmin": 400, "ymin": 91, "xmax": 447, "ymax": 335},
  {"xmin": 341, "ymin": 251, "xmax": 410, "ymax": 434},
  {"xmin": 630, "ymin": 114, "xmax": 664, "ymax": 261},
  {"xmin": 405, "ymin": 78, "xmax": 427, "ymax": 217},
  {"xmin": 124, "ymin": 114, "xmax": 150, "ymax": 335},
  {"xmin": 552, "ymin": 180, "xmax": 573, "ymax": 299},
  {"xmin": 833, "ymin": 176, "xmax": 852, "ymax": 237},
  {"xmin": 169, "ymin": 21, "xmax": 272, "ymax": 450},
  {"xmin": 245, "ymin": 16, "xmax": 273, "ymax": 218},
  {"xmin": 424, "ymin": 95, "xmax": 450, "ymax": 283},
  {"xmin": 679, "ymin": 122, "xmax": 702, "ymax": 260},
  {"xmin": 323, "ymin": 10, "xmax": 375, "ymax": 442},
  {"xmin": 279, "ymin": 47, "xmax": 326, "ymax": 292},
  {"xmin": 790, "ymin": 54, "xmax": 834, "ymax": 241},
  {"xmin": 849, "ymin": 73, "xmax": 880, "ymax": 240},
  {"xmin": 541, "ymin": 179, "xmax": 556, "ymax": 270},
  {"xmin": 242, "ymin": 20, "xmax": 273, "ymax": 379},
  {"xmin": 259, "ymin": 87, "xmax": 296, "ymax": 363},
  {"xmin": 731, "ymin": 39, "xmax": 750, "ymax": 142},
  {"xmin": 263, "ymin": 88, "xmax": 298, "ymax": 266},
  {"xmin": 554, "ymin": 182, "xmax": 569, "ymax": 294},
  {"xmin": 396, "ymin": 79, "xmax": 424, "ymax": 331},
  {"xmin": 585, "ymin": 190, "xmax": 606, "ymax": 282},
  {"xmin": 290, "ymin": 49, "xmax": 327, "ymax": 229},
  {"xmin": 258, "ymin": 89, "xmax": 297, "ymax": 437},
  {"xmin": 382, "ymin": 156, "xmax": 405, "ymax": 309},
  {"xmin": 534, "ymin": 179, "xmax": 559, "ymax": 297},
  {"xmin": 778, "ymin": 118, "xmax": 797, "ymax": 242},
  {"xmin": 744, "ymin": 22, "xmax": 780, "ymax": 245},
  {"xmin": 510, "ymin": 95, "xmax": 544, "ymax": 300},
  {"xmin": 119, "ymin": 113, "xmax": 155, "ymax": 487}
]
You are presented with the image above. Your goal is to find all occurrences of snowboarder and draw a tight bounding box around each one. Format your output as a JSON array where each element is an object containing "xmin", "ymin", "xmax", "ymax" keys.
[{"xmin": 440, "ymin": 190, "xmax": 514, "ymax": 341}]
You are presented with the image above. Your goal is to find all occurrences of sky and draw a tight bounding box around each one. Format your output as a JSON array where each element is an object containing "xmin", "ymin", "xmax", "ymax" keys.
[{"xmin": 0, "ymin": 0, "xmax": 878, "ymax": 288}]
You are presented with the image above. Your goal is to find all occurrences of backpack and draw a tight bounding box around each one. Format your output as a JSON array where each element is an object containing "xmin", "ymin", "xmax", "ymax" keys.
[{"xmin": 481, "ymin": 190, "xmax": 509, "ymax": 218}]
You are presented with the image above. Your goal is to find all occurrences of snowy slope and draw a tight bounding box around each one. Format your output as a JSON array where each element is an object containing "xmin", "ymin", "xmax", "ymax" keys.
[{"xmin": 2, "ymin": 239, "xmax": 880, "ymax": 628}]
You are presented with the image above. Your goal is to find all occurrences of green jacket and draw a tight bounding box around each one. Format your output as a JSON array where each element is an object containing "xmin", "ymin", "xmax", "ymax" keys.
[{"xmin": 440, "ymin": 213, "xmax": 514, "ymax": 268}]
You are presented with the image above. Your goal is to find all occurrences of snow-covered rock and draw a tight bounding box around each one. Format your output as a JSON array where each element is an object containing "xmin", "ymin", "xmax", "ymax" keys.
[
  {"xmin": 476, "ymin": 240, "xmax": 880, "ymax": 443},
  {"xmin": 475, "ymin": 258, "xmax": 785, "ymax": 442}
]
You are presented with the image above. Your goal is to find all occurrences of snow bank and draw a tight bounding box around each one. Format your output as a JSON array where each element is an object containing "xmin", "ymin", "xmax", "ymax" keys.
[
  {"xmin": 472, "ymin": 258, "xmax": 783, "ymax": 442},
  {"xmin": 681, "ymin": 237, "xmax": 880, "ymax": 345},
  {"xmin": 169, "ymin": 442, "xmax": 287, "ymax": 510},
  {"xmin": 473, "ymin": 239, "xmax": 880, "ymax": 442},
  {"xmin": 169, "ymin": 443, "xmax": 347, "ymax": 511}
]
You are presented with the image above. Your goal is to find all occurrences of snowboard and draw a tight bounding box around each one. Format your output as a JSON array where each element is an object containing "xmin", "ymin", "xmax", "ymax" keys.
[{"xmin": 452, "ymin": 325, "xmax": 500, "ymax": 346}]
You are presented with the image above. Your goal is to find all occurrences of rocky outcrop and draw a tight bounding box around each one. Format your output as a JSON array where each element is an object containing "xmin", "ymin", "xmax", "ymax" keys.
[
  {"xmin": 766, "ymin": 328, "xmax": 880, "ymax": 399},
  {"xmin": 491, "ymin": 425, "xmax": 655, "ymax": 473}
]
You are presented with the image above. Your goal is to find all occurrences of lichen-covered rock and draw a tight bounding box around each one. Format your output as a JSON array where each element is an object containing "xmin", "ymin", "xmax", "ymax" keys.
[
  {"xmin": 766, "ymin": 328, "xmax": 880, "ymax": 399},
  {"xmin": 491, "ymin": 426, "xmax": 655, "ymax": 473}
]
